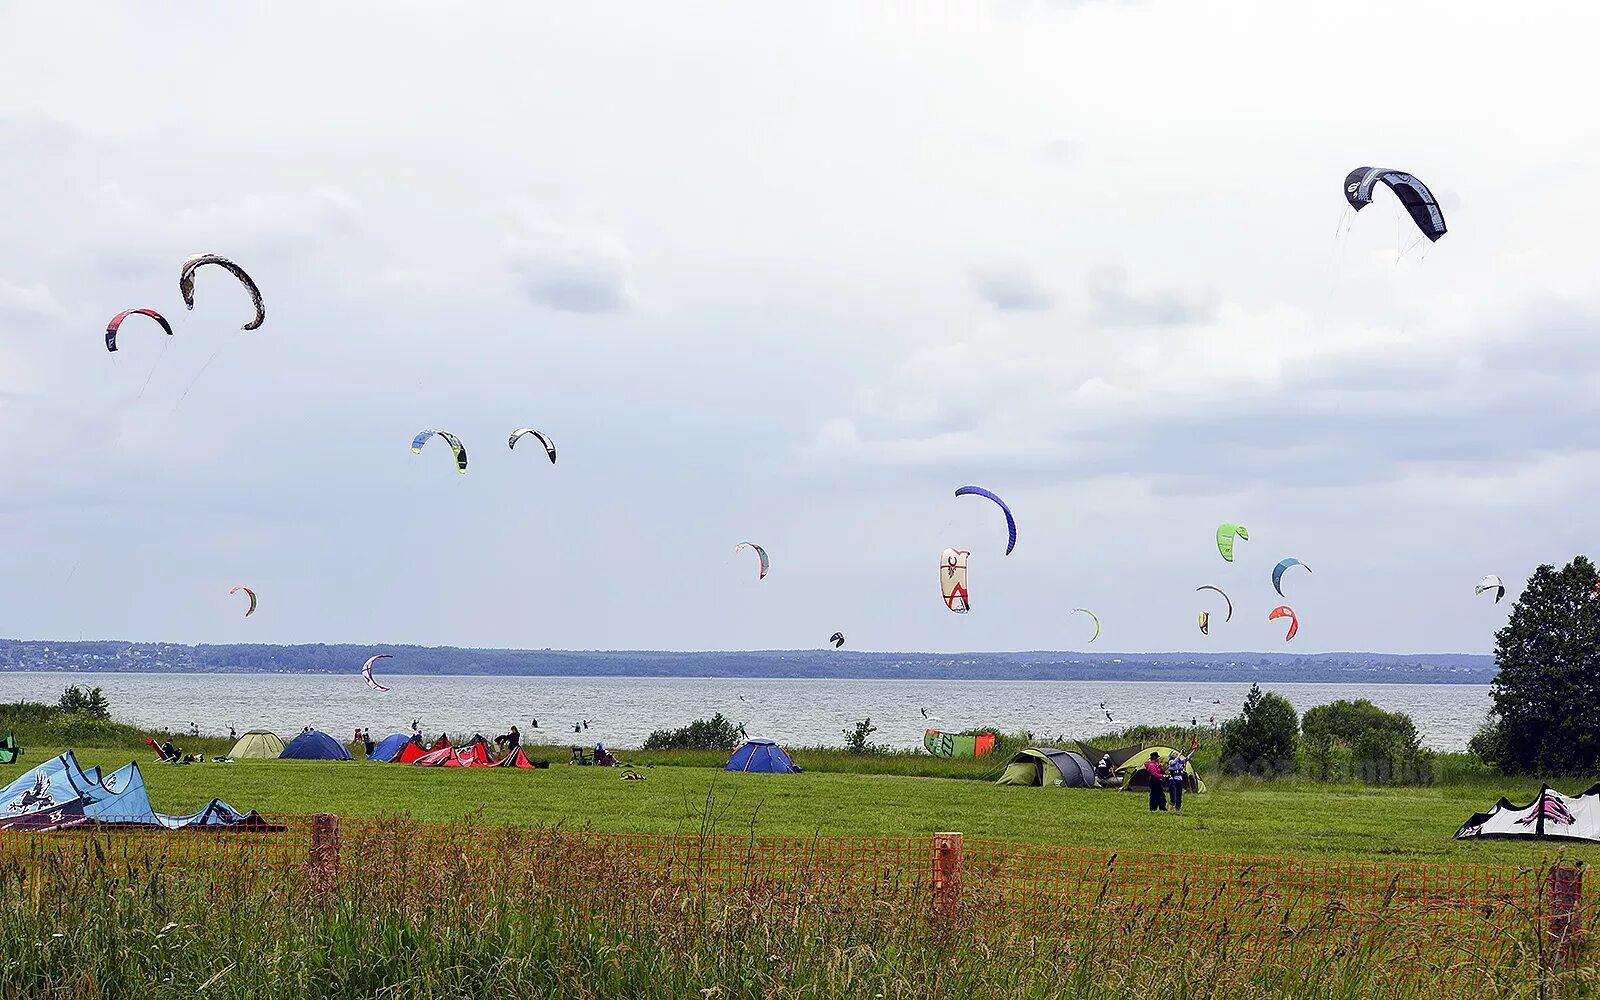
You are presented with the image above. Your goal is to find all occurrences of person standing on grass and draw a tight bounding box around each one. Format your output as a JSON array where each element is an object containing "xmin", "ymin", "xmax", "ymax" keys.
[
  {"xmin": 1167, "ymin": 744, "xmax": 1197, "ymax": 814},
  {"xmin": 1143, "ymin": 752, "xmax": 1167, "ymax": 811}
]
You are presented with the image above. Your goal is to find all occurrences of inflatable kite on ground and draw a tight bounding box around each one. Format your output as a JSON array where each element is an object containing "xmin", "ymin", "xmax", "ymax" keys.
[
  {"xmin": 104, "ymin": 309, "xmax": 173, "ymax": 352},
  {"xmin": 1343, "ymin": 167, "xmax": 1447, "ymax": 242},
  {"xmin": 0, "ymin": 751, "xmax": 266, "ymax": 832},
  {"xmin": 734, "ymin": 542, "xmax": 769, "ymax": 580},
  {"xmin": 179, "ymin": 254, "xmax": 264, "ymax": 330},
  {"xmin": 1215, "ymin": 524, "xmax": 1248, "ymax": 562},
  {"xmin": 1196, "ymin": 585, "xmax": 1233, "ymax": 624},
  {"xmin": 1269, "ymin": 605, "xmax": 1299, "ymax": 642},
  {"xmin": 229, "ymin": 586, "xmax": 256, "ymax": 618},
  {"xmin": 508, "ymin": 428, "xmax": 557, "ymax": 463},
  {"xmin": 1072, "ymin": 608, "xmax": 1100, "ymax": 643},
  {"xmin": 411, "ymin": 430, "xmax": 468, "ymax": 473},
  {"xmin": 1455, "ymin": 782, "xmax": 1600, "ymax": 842},
  {"xmin": 1476, "ymin": 575, "xmax": 1506, "ymax": 603},
  {"xmin": 362, "ymin": 654, "xmax": 392, "ymax": 693},
  {"xmin": 954, "ymin": 486, "xmax": 1016, "ymax": 555},
  {"xmin": 1272, "ymin": 558, "xmax": 1311, "ymax": 598},
  {"xmin": 829, "ymin": 632, "xmax": 845, "ymax": 649},
  {"xmin": 940, "ymin": 548, "xmax": 970, "ymax": 613}
]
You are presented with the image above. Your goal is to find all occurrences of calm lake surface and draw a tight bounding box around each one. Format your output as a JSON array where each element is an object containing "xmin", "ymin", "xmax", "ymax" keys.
[{"xmin": 0, "ymin": 672, "xmax": 1493, "ymax": 752}]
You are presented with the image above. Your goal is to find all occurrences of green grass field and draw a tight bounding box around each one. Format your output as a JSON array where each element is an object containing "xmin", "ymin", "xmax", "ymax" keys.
[{"xmin": 15, "ymin": 740, "xmax": 1598, "ymax": 867}]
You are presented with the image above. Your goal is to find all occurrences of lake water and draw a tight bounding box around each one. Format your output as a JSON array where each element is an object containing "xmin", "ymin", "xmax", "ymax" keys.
[{"xmin": 0, "ymin": 672, "xmax": 1493, "ymax": 752}]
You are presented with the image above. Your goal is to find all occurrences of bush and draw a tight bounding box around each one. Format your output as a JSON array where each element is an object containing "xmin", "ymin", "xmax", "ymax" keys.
[
  {"xmin": 57, "ymin": 685, "xmax": 110, "ymax": 720},
  {"xmin": 842, "ymin": 718, "xmax": 887, "ymax": 755},
  {"xmin": 641, "ymin": 713, "xmax": 742, "ymax": 751},
  {"xmin": 1300, "ymin": 698, "xmax": 1433, "ymax": 785},
  {"xmin": 1220, "ymin": 685, "xmax": 1298, "ymax": 776}
]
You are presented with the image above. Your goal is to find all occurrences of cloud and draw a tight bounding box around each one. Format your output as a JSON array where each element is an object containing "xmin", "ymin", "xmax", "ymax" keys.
[
  {"xmin": 970, "ymin": 264, "xmax": 1053, "ymax": 311},
  {"xmin": 1088, "ymin": 266, "xmax": 1212, "ymax": 326},
  {"xmin": 0, "ymin": 280, "xmax": 62, "ymax": 322},
  {"xmin": 504, "ymin": 210, "xmax": 633, "ymax": 314}
]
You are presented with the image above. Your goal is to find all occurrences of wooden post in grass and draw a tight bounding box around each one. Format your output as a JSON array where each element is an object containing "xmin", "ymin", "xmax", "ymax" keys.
[
  {"xmin": 1548, "ymin": 866, "xmax": 1582, "ymax": 969},
  {"xmin": 932, "ymin": 832, "xmax": 963, "ymax": 924},
  {"xmin": 308, "ymin": 813, "xmax": 340, "ymax": 898}
]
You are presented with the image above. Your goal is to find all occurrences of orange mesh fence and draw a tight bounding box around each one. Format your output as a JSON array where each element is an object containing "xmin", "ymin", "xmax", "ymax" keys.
[{"xmin": 0, "ymin": 815, "xmax": 1586, "ymax": 971}]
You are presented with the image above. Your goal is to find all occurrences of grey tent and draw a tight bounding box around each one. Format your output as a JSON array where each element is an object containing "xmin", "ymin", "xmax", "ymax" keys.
[
  {"xmin": 1076, "ymin": 740, "xmax": 1145, "ymax": 771},
  {"xmin": 996, "ymin": 747, "xmax": 1095, "ymax": 787}
]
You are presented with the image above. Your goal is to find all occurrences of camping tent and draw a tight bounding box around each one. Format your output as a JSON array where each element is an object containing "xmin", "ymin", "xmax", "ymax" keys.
[
  {"xmin": 923, "ymin": 730, "xmax": 997, "ymax": 758},
  {"xmin": 996, "ymin": 747, "xmax": 1095, "ymax": 787},
  {"xmin": 1076, "ymin": 739, "xmax": 1145, "ymax": 772},
  {"xmin": 0, "ymin": 732, "xmax": 20, "ymax": 765},
  {"xmin": 227, "ymin": 731, "xmax": 285, "ymax": 760},
  {"xmin": 0, "ymin": 751, "xmax": 266, "ymax": 832},
  {"xmin": 1118, "ymin": 746, "xmax": 1205, "ymax": 792},
  {"xmin": 278, "ymin": 730, "xmax": 352, "ymax": 761},
  {"xmin": 368, "ymin": 733, "xmax": 412, "ymax": 763},
  {"xmin": 724, "ymin": 739, "xmax": 800, "ymax": 773},
  {"xmin": 1456, "ymin": 783, "xmax": 1600, "ymax": 843}
]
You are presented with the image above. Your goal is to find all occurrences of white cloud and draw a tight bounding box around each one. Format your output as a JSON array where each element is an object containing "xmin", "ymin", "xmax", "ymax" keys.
[{"xmin": 503, "ymin": 207, "xmax": 633, "ymax": 314}]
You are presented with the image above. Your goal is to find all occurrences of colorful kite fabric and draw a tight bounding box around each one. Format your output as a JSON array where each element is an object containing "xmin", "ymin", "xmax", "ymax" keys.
[
  {"xmin": 229, "ymin": 586, "xmax": 256, "ymax": 618},
  {"xmin": 411, "ymin": 430, "xmax": 468, "ymax": 473},
  {"xmin": 508, "ymin": 428, "xmax": 557, "ymax": 463},
  {"xmin": 1475, "ymin": 575, "xmax": 1506, "ymax": 603},
  {"xmin": 362, "ymin": 654, "xmax": 392, "ymax": 693},
  {"xmin": 1272, "ymin": 558, "xmax": 1311, "ymax": 598},
  {"xmin": 1343, "ymin": 167, "xmax": 1447, "ymax": 242},
  {"xmin": 1269, "ymin": 605, "xmax": 1299, "ymax": 642},
  {"xmin": 940, "ymin": 548, "xmax": 971, "ymax": 614},
  {"xmin": 1215, "ymin": 524, "xmax": 1248, "ymax": 562},
  {"xmin": 829, "ymin": 632, "xmax": 845, "ymax": 649},
  {"xmin": 104, "ymin": 309, "xmax": 173, "ymax": 353},
  {"xmin": 1072, "ymin": 608, "xmax": 1100, "ymax": 643},
  {"xmin": 178, "ymin": 254, "xmax": 265, "ymax": 330},
  {"xmin": 1196, "ymin": 585, "xmax": 1233, "ymax": 622},
  {"xmin": 1198, "ymin": 611, "xmax": 1210, "ymax": 636},
  {"xmin": 954, "ymin": 486, "xmax": 1016, "ymax": 555},
  {"xmin": 734, "ymin": 542, "xmax": 770, "ymax": 580}
]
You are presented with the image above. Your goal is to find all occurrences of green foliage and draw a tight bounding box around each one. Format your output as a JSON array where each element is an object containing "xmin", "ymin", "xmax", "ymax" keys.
[
  {"xmin": 841, "ymin": 717, "xmax": 887, "ymax": 755},
  {"xmin": 640, "ymin": 713, "xmax": 742, "ymax": 751},
  {"xmin": 1477, "ymin": 556, "xmax": 1600, "ymax": 775},
  {"xmin": 1298, "ymin": 699, "xmax": 1433, "ymax": 786},
  {"xmin": 1302, "ymin": 699, "xmax": 1419, "ymax": 748},
  {"xmin": 57, "ymin": 685, "xmax": 110, "ymax": 719},
  {"xmin": 1220, "ymin": 684, "xmax": 1299, "ymax": 776},
  {"xmin": 0, "ymin": 703, "xmax": 233, "ymax": 758}
]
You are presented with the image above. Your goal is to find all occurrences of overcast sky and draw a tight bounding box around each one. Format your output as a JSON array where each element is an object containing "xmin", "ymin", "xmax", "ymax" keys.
[{"xmin": 0, "ymin": 1, "xmax": 1596, "ymax": 654}]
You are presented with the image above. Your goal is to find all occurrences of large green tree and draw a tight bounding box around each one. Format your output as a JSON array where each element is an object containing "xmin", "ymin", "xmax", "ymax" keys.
[
  {"xmin": 1220, "ymin": 684, "xmax": 1298, "ymax": 775},
  {"xmin": 1472, "ymin": 556, "xmax": 1600, "ymax": 774}
]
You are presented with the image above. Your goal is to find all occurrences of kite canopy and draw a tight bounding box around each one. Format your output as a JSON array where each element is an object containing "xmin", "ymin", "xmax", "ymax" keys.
[
  {"xmin": 229, "ymin": 585, "xmax": 257, "ymax": 617},
  {"xmin": 940, "ymin": 548, "xmax": 970, "ymax": 614},
  {"xmin": 411, "ymin": 430, "xmax": 468, "ymax": 473},
  {"xmin": 734, "ymin": 542, "xmax": 770, "ymax": 580},
  {"xmin": 179, "ymin": 254, "xmax": 265, "ymax": 330},
  {"xmin": 0, "ymin": 751, "xmax": 265, "ymax": 831},
  {"xmin": 924, "ymin": 730, "xmax": 997, "ymax": 759},
  {"xmin": 1198, "ymin": 611, "xmax": 1210, "ymax": 636},
  {"xmin": 1343, "ymin": 167, "xmax": 1447, "ymax": 242},
  {"xmin": 0, "ymin": 732, "xmax": 20, "ymax": 765},
  {"xmin": 1072, "ymin": 608, "xmax": 1100, "ymax": 643},
  {"xmin": 1456, "ymin": 783, "xmax": 1600, "ymax": 843},
  {"xmin": 954, "ymin": 486, "xmax": 1016, "ymax": 555},
  {"xmin": 829, "ymin": 631, "xmax": 845, "ymax": 649},
  {"xmin": 1271, "ymin": 559, "xmax": 1311, "ymax": 598},
  {"xmin": 1216, "ymin": 524, "xmax": 1248, "ymax": 562},
  {"xmin": 508, "ymin": 428, "xmax": 557, "ymax": 463},
  {"xmin": 362, "ymin": 654, "xmax": 392, "ymax": 692},
  {"xmin": 104, "ymin": 309, "xmax": 173, "ymax": 352},
  {"xmin": 226, "ymin": 731, "xmax": 283, "ymax": 759},
  {"xmin": 724, "ymin": 738, "xmax": 800, "ymax": 774},
  {"xmin": 1269, "ymin": 605, "xmax": 1300, "ymax": 642},
  {"xmin": 1196, "ymin": 585, "xmax": 1234, "ymax": 622},
  {"xmin": 278, "ymin": 730, "xmax": 352, "ymax": 761},
  {"xmin": 1475, "ymin": 575, "xmax": 1506, "ymax": 603},
  {"xmin": 996, "ymin": 747, "xmax": 1094, "ymax": 787}
]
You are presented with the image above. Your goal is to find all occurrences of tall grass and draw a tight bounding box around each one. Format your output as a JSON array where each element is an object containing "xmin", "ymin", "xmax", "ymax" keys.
[{"xmin": 0, "ymin": 817, "xmax": 1590, "ymax": 999}]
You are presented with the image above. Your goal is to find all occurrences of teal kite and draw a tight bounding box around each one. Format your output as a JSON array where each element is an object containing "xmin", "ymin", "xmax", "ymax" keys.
[
  {"xmin": 735, "ymin": 542, "xmax": 770, "ymax": 580},
  {"xmin": 1272, "ymin": 558, "xmax": 1311, "ymax": 597}
]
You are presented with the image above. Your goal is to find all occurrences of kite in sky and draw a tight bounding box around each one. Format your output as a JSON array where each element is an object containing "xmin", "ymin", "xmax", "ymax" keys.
[
  {"xmin": 829, "ymin": 631, "xmax": 845, "ymax": 649},
  {"xmin": 1272, "ymin": 558, "xmax": 1311, "ymax": 598},
  {"xmin": 229, "ymin": 586, "xmax": 256, "ymax": 618},
  {"xmin": 179, "ymin": 254, "xmax": 265, "ymax": 330},
  {"xmin": 1269, "ymin": 605, "xmax": 1300, "ymax": 642},
  {"xmin": 955, "ymin": 486, "xmax": 1016, "ymax": 555},
  {"xmin": 1196, "ymin": 585, "xmax": 1233, "ymax": 623},
  {"xmin": 1216, "ymin": 524, "xmax": 1248, "ymax": 562},
  {"xmin": 411, "ymin": 430, "xmax": 468, "ymax": 473},
  {"xmin": 1343, "ymin": 167, "xmax": 1447, "ymax": 242},
  {"xmin": 508, "ymin": 428, "xmax": 557, "ymax": 463},
  {"xmin": 362, "ymin": 654, "xmax": 392, "ymax": 692},
  {"xmin": 104, "ymin": 309, "xmax": 173, "ymax": 353},
  {"xmin": 1476, "ymin": 575, "xmax": 1506, "ymax": 603},
  {"xmin": 1072, "ymin": 608, "xmax": 1100, "ymax": 643},
  {"xmin": 735, "ymin": 542, "xmax": 769, "ymax": 580},
  {"xmin": 940, "ymin": 548, "xmax": 970, "ymax": 614}
]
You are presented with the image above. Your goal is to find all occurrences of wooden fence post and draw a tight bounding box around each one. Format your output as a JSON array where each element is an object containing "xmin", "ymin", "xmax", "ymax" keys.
[
  {"xmin": 1548, "ymin": 865, "xmax": 1582, "ymax": 969},
  {"xmin": 932, "ymin": 831, "xmax": 963, "ymax": 924},
  {"xmin": 308, "ymin": 813, "xmax": 340, "ymax": 898}
]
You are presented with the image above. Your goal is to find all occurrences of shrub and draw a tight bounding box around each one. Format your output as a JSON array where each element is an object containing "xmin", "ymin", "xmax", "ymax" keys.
[
  {"xmin": 57, "ymin": 685, "xmax": 110, "ymax": 719},
  {"xmin": 842, "ymin": 718, "xmax": 887, "ymax": 755},
  {"xmin": 1220, "ymin": 684, "xmax": 1298, "ymax": 776},
  {"xmin": 641, "ymin": 713, "xmax": 742, "ymax": 751}
]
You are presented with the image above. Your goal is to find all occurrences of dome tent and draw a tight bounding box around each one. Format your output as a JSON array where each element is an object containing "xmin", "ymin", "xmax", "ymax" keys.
[
  {"xmin": 996, "ymin": 747, "xmax": 1095, "ymax": 787},
  {"xmin": 227, "ymin": 731, "xmax": 285, "ymax": 760},
  {"xmin": 278, "ymin": 730, "xmax": 352, "ymax": 761},
  {"xmin": 724, "ymin": 739, "xmax": 800, "ymax": 773},
  {"xmin": 367, "ymin": 733, "xmax": 412, "ymax": 763}
]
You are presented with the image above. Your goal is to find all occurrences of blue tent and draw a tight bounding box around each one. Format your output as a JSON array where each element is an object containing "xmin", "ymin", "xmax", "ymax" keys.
[
  {"xmin": 724, "ymin": 739, "xmax": 800, "ymax": 774},
  {"xmin": 0, "ymin": 751, "xmax": 264, "ymax": 832},
  {"xmin": 367, "ymin": 732, "xmax": 412, "ymax": 763},
  {"xmin": 279, "ymin": 730, "xmax": 352, "ymax": 761}
]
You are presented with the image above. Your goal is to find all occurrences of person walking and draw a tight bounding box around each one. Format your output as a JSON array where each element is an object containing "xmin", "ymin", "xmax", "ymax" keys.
[
  {"xmin": 1143, "ymin": 752, "xmax": 1167, "ymax": 811},
  {"xmin": 1167, "ymin": 744, "xmax": 1198, "ymax": 814}
]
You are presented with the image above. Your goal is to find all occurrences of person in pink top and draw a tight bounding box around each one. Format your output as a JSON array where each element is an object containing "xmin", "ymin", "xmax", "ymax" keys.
[{"xmin": 1143, "ymin": 752, "xmax": 1167, "ymax": 811}]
